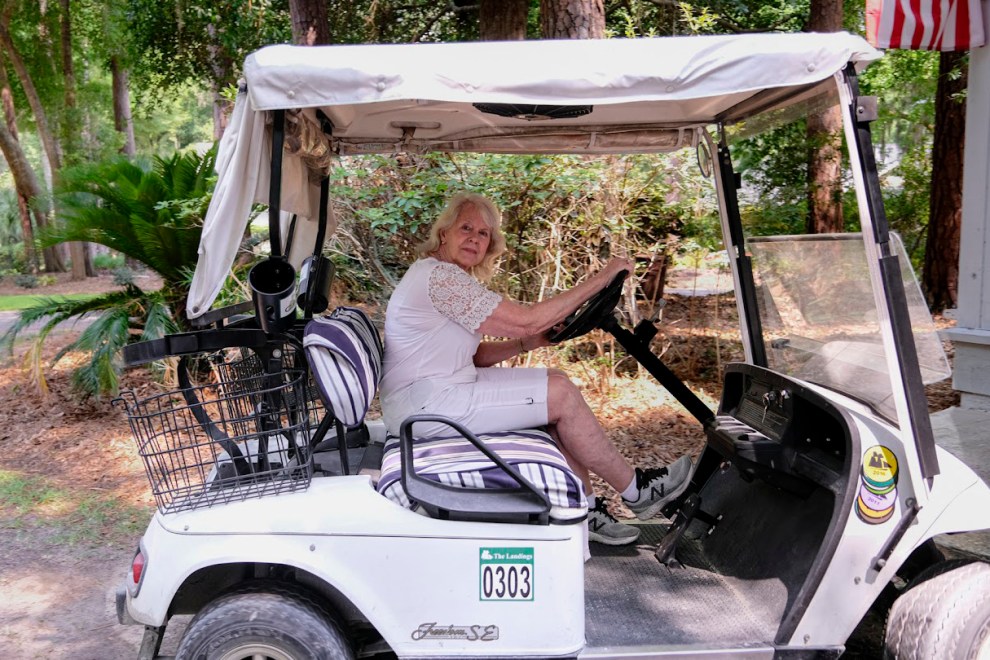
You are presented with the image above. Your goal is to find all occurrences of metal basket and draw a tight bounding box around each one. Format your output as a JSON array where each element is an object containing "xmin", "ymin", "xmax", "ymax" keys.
[
  {"xmin": 116, "ymin": 367, "xmax": 314, "ymax": 514},
  {"xmin": 208, "ymin": 344, "xmax": 327, "ymax": 427}
]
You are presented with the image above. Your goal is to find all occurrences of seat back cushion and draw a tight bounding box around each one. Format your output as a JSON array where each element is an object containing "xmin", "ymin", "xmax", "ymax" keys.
[
  {"xmin": 377, "ymin": 428, "xmax": 586, "ymax": 521},
  {"xmin": 304, "ymin": 306, "xmax": 383, "ymax": 427}
]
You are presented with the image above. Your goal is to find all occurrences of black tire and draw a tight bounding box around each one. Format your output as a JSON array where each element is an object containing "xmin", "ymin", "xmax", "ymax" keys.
[
  {"xmin": 884, "ymin": 561, "xmax": 990, "ymax": 660},
  {"xmin": 176, "ymin": 585, "xmax": 354, "ymax": 660}
]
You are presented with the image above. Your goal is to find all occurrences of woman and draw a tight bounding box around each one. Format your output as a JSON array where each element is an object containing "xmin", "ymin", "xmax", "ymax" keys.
[{"xmin": 380, "ymin": 192, "xmax": 692, "ymax": 546}]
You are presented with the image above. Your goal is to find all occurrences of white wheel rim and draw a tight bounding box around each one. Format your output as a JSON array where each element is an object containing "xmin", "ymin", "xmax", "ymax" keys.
[{"xmin": 217, "ymin": 642, "xmax": 296, "ymax": 660}]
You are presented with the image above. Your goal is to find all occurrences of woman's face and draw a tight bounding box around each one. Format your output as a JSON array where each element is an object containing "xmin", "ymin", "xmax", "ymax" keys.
[{"xmin": 440, "ymin": 203, "xmax": 492, "ymax": 271}]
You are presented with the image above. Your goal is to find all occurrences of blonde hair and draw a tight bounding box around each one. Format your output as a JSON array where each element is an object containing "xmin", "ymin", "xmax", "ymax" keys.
[{"xmin": 416, "ymin": 192, "xmax": 506, "ymax": 281}]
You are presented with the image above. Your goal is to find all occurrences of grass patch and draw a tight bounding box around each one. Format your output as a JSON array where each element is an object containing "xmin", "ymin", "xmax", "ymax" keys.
[
  {"xmin": 0, "ymin": 293, "xmax": 97, "ymax": 311},
  {"xmin": 0, "ymin": 469, "xmax": 149, "ymax": 544}
]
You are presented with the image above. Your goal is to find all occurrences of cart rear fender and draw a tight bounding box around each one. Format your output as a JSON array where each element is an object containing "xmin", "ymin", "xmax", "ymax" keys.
[{"xmin": 125, "ymin": 479, "xmax": 586, "ymax": 656}]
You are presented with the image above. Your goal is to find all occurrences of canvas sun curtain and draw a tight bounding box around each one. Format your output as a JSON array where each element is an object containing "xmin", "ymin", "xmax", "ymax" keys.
[{"xmin": 866, "ymin": 0, "xmax": 986, "ymax": 50}]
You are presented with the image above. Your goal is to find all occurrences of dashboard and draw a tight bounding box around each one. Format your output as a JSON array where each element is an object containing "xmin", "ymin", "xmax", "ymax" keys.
[{"xmin": 706, "ymin": 363, "xmax": 855, "ymax": 496}]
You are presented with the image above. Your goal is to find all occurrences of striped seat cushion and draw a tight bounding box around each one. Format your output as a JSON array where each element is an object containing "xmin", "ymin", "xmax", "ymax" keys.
[
  {"xmin": 303, "ymin": 307, "xmax": 383, "ymax": 427},
  {"xmin": 377, "ymin": 428, "xmax": 586, "ymax": 520}
]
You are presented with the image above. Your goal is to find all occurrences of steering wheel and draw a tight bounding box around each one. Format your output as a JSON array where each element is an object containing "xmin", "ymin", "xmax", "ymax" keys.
[{"xmin": 547, "ymin": 270, "xmax": 628, "ymax": 344}]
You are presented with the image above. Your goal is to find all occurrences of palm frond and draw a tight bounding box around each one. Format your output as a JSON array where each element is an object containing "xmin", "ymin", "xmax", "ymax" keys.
[
  {"xmin": 0, "ymin": 291, "xmax": 136, "ymax": 353},
  {"xmin": 141, "ymin": 297, "xmax": 180, "ymax": 342},
  {"xmin": 61, "ymin": 307, "xmax": 132, "ymax": 397}
]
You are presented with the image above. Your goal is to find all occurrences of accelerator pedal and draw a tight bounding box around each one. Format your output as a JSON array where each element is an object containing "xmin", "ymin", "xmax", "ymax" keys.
[{"xmin": 654, "ymin": 493, "xmax": 722, "ymax": 566}]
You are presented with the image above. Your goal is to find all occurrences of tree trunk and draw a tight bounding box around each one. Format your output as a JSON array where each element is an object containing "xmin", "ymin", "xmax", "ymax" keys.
[
  {"xmin": 805, "ymin": 0, "xmax": 844, "ymax": 234},
  {"xmin": 0, "ymin": 118, "xmax": 60, "ymax": 272},
  {"xmin": 922, "ymin": 51, "xmax": 967, "ymax": 312},
  {"xmin": 110, "ymin": 56, "xmax": 136, "ymax": 156},
  {"xmin": 481, "ymin": 0, "xmax": 529, "ymax": 40},
  {"xmin": 289, "ymin": 0, "xmax": 331, "ymax": 45},
  {"xmin": 0, "ymin": 50, "xmax": 60, "ymax": 273},
  {"xmin": 0, "ymin": 54, "xmax": 35, "ymax": 273},
  {"xmin": 0, "ymin": 18, "xmax": 61, "ymax": 174},
  {"xmin": 540, "ymin": 0, "xmax": 604, "ymax": 39},
  {"xmin": 60, "ymin": 0, "xmax": 92, "ymax": 279}
]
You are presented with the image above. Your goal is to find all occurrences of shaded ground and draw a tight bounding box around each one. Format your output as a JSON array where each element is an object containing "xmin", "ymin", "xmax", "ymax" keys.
[{"xmin": 0, "ymin": 272, "xmax": 963, "ymax": 657}]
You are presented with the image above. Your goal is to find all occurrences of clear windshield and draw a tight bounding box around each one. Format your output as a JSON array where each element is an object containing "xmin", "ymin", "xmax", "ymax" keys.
[{"xmin": 748, "ymin": 233, "xmax": 949, "ymax": 422}]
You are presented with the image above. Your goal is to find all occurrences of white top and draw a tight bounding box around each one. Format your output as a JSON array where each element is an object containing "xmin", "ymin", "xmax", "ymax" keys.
[{"xmin": 379, "ymin": 258, "xmax": 502, "ymax": 433}]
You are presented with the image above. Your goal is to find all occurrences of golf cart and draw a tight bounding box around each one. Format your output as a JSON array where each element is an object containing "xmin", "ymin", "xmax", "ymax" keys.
[{"xmin": 114, "ymin": 33, "xmax": 990, "ymax": 659}]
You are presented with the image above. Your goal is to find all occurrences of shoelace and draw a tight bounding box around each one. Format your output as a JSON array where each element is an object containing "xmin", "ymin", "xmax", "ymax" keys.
[
  {"xmin": 636, "ymin": 465, "xmax": 670, "ymax": 489},
  {"xmin": 591, "ymin": 497, "xmax": 620, "ymax": 523}
]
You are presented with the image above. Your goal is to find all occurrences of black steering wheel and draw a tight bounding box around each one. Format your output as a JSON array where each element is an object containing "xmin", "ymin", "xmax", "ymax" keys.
[{"xmin": 547, "ymin": 270, "xmax": 628, "ymax": 344}]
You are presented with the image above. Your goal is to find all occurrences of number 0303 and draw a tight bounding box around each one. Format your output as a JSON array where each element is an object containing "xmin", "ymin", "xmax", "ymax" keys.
[{"xmin": 481, "ymin": 564, "xmax": 532, "ymax": 601}]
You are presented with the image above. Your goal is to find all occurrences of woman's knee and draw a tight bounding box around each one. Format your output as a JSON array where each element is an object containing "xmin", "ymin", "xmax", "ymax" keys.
[{"xmin": 547, "ymin": 371, "xmax": 584, "ymax": 415}]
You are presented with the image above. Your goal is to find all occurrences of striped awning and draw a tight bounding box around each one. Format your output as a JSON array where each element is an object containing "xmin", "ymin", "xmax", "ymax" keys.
[{"xmin": 866, "ymin": 0, "xmax": 986, "ymax": 50}]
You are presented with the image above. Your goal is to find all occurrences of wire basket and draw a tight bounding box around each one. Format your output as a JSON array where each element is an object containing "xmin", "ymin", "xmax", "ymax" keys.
[
  {"xmin": 208, "ymin": 344, "xmax": 327, "ymax": 428},
  {"xmin": 117, "ymin": 367, "xmax": 314, "ymax": 514}
]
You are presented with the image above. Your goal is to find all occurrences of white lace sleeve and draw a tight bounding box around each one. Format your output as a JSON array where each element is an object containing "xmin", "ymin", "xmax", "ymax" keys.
[{"xmin": 428, "ymin": 262, "xmax": 502, "ymax": 332}]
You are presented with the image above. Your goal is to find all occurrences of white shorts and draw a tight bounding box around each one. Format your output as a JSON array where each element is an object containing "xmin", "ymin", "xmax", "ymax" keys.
[{"xmin": 409, "ymin": 367, "xmax": 549, "ymax": 439}]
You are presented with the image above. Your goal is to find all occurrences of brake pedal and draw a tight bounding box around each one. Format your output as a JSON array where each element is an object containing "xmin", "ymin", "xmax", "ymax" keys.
[{"xmin": 654, "ymin": 493, "xmax": 702, "ymax": 566}]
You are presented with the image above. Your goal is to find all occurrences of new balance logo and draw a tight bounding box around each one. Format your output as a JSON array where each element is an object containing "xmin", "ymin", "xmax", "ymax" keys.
[
  {"xmin": 650, "ymin": 484, "xmax": 665, "ymax": 500},
  {"xmin": 590, "ymin": 518, "xmax": 606, "ymax": 532}
]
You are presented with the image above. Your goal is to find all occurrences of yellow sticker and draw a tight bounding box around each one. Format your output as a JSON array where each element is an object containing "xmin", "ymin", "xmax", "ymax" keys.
[
  {"xmin": 862, "ymin": 445, "xmax": 898, "ymax": 489},
  {"xmin": 857, "ymin": 495, "xmax": 895, "ymax": 523}
]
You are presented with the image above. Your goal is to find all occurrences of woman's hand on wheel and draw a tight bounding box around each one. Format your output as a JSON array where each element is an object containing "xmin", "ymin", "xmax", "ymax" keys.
[{"xmin": 600, "ymin": 257, "xmax": 634, "ymax": 282}]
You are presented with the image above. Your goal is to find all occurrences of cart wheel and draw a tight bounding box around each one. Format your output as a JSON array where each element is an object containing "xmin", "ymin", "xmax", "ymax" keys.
[
  {"xmin": 176, "ymin": 585, "xmax": 353, "ymax": 660},
  {"xmin": 884, "ymin": 560, "xmax": 990, "ymax": 659}
]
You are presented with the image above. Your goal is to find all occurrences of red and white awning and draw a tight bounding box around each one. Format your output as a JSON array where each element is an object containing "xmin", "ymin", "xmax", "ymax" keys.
[{"xmin": 866, "ymin": 0, "xmax": 986, "ymax": 50}]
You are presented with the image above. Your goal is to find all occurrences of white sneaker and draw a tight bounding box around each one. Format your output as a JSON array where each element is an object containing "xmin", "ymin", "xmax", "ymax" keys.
[
  {"xmin": 624, "ymin": 456, "xmax": 693, "ymax": 520},
  {"xmin": 587, "ymin": 497, "xmax": 640, "ymax": 546}
]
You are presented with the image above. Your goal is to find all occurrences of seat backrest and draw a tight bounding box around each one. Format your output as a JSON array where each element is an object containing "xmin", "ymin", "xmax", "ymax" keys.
[{"xmin": 303, "ymin": 306, "xmax": 383, "ymax": 427}]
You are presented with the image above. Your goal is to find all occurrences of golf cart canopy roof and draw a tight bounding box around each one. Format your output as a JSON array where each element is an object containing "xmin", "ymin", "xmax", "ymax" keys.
[
  {"xmin": 244, "ymin": 32, "xmax": 879, "ymax": 156},
  {"xmin": 188, "ymin": 32, "xmax": 880, "ymax": 319}
]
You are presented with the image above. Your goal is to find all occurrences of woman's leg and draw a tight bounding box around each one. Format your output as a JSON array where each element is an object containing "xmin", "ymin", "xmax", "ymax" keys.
[{"xmin": 546, "ymin": 369, "xmax": 634, "ymax": 492}]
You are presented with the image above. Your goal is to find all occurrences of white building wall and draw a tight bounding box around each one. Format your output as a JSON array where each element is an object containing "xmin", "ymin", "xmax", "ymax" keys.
[{"xmin": 947, "ymin": 0, "xmax": 990, "ymax": 409}]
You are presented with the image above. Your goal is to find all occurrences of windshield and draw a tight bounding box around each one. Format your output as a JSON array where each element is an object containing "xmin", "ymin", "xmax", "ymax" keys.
[{"xmin": 747, "ymin": 233, "xmax": 949, "ymax": 422}]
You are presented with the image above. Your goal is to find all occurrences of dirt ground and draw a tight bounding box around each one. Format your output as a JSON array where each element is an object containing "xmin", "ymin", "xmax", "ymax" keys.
[{"xmin": 0, "ymin": 271, "xmax": 960, "ymax": 658}]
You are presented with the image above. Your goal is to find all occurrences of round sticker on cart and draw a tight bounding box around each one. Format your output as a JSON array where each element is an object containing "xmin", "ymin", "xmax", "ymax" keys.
[
  {"xmin": 858, "ymin": 482, "xmax": 897, "ymax": 512},
  {"xmin": 857, "ymin": 495, "xmax": 895, "ymax": 524},
  {"xmin": 862, "ymin": 445, "xmax": 898, "ymax": 490},
  {"xmin": 862, "ymin": 478, "xmax": 897, "ymax": 496}
]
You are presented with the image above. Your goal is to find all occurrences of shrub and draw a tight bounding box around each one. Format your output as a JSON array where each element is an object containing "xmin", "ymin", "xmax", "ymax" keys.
[
  {"xmin": 14, "ymin": 274, "xmax": 38, "ymax": 289},
  {"xmin": 92, "ymin": 252, "xmax": 125, "ymax": 270},
  {"xmin": 111, "ymin": 266, "xmax": 135, "ymax": 287},
  {"xmin": 38, "ymin": 275, "xmax": 57, "ymax": 287}
]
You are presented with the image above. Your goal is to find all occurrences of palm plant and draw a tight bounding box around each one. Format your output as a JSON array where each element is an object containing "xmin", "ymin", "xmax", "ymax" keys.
[{"xmin": 2, "ymin": 147, "xmax": 218, "ymax": 397}]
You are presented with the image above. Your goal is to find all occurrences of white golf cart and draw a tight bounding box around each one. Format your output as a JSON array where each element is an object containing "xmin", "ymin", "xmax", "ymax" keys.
[{"xmin": 114, "ymin": 33, "xmax": 990, "ymax": 659}]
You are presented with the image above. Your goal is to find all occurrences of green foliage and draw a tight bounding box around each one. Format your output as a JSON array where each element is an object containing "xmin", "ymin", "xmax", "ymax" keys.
[
  {"xmin": 50, "ymin": 146, "xmax": 217, "ymax": 290},
  {"xmin": 326, "ymin": 151, "xmax": 718, "ymax": 304},
  {"xmin": 2, "ymin": 147, "xmax": 218, "ymax": 397},
  {"xmin": 126, "ymin": 0, "xmax": 292, "ymax": 92},
  {"xmin": 2, "ymin": 287, "xmax": 178, "ymax": 397},
  {"xmin": 92, "ymin": 252, "xmax": 126, "ymax": 270},
  {"xmin": 14, "ymin": 273, "xmax": 38, "ymax": 288}
]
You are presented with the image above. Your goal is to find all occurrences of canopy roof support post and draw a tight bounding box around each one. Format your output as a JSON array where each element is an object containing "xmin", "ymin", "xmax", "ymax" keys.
[
  {"xmin": 838, "ymin": 66, "xmax": 940, "ymax": 484},
  {"xmin": 709, "ymin": 130, "xmax": 767, "ymax": 367},
  {"xmin": 269, "ymin": 109, "xmax": 286, "ymax": 258}
]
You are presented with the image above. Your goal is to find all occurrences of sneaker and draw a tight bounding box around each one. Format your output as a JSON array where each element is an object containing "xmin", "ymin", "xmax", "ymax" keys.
[
  {"xmin": 624, "ymin": 456, "xmax": 693, "ymax": 521},
  {"xmin": 587, "ymin": 497, "xmax": 641, "ymax": 546}
]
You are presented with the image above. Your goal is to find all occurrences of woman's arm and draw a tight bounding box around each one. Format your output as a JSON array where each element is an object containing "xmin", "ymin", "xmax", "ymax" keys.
[
  {"xmin": 473, "ymin": 332, "xmax": 553, "ymax": 368},
  {"xmin": 477, "ymin": 257, "xmax": 633, "ymax": 340}
]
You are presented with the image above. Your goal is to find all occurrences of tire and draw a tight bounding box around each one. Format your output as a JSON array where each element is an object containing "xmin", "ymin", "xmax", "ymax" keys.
[
  {"xmin": 884, "ymin": 561, "xmax": 990, "ymax": 660},
  {"xmin": 176, "ymin": 584, "xmax": 354, "ymax": 660}
]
